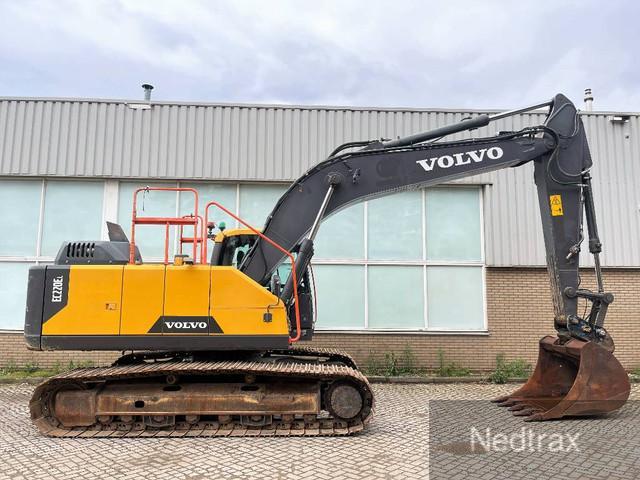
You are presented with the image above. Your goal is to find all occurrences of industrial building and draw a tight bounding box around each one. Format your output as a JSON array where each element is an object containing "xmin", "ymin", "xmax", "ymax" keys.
[{"xmin": 0, "ymin": 92, "xmax": 638, "ymax": 371}]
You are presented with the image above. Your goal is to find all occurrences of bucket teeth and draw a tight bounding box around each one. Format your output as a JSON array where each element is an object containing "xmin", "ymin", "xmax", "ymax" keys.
[
  {"xmin": 523, "ymin": 413, "xmax": 544, "ymax": 422},
  {"xmin": 491, "ymin": 335, "xmax": 630, "ymax": 422},
  {"xmin": 490, "ymin": 395, "xmax": 509, "ymax": 404},
  {"xmin": 511, "ymin": 408, "xmax": 538, "ymax": 417}
]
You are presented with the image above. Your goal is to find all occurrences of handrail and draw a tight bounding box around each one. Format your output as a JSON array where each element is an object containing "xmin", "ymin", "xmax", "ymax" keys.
[
  {"xmin": 178, "ymin": 214, "xmax": 205, "ymax": 263},
  {"xmin": 204, "ymin": 201, "xmax": 302, "ymax": 344},
  {"xmin": 130, "ymin": 187, "xmax": 199, "ymax": 265}
]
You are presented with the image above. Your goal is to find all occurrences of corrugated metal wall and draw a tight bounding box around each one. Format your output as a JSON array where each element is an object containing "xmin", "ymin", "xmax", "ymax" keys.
[{"xmin": 0, "ymin": 98, "xmax": 638, "ymax": 267}]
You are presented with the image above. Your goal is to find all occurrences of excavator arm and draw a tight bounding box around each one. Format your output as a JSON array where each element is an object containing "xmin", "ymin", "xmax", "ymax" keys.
[{"xmin": 241, "ymin": 94, "xmax": 609, "ymax": 346}]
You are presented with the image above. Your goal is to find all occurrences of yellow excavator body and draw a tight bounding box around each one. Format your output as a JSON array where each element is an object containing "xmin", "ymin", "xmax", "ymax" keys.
[{"xmin": 40, "ymin": 263, "xmax": 289, "ymax": 345}]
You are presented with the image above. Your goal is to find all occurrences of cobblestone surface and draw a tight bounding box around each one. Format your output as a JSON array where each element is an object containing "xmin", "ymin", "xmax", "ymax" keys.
[{"xmin": 0, "ymin": 383, "xmax": 637, "ymax": 479}]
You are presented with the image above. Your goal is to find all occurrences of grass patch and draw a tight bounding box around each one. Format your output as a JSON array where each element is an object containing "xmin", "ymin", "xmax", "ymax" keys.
[
  {"xmin": 488, "ymin": 354, "xmax": 532, "ymax": 384},
  {"xmin": 435, "ymin": 349, "xmax": 471, "ymax": 377},
  {"xmin": 0, "ymin": 360, "xmax": 95, "ymax": 380},
  {"xmin": 364, "ymin": 346, "xmax": 473, "ymax": 378},
  {"xmin": 364, "ymin": 344, "xmax": 422, "ymax": 377}
]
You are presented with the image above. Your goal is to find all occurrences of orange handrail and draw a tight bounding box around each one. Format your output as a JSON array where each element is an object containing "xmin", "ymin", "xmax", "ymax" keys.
[
  {"xmin": 130, "ymin": 187, "xmax": 199, "ymax": 264},
  {"xmin": 178, "ymin": 214, "xmax": 205, "ymax": 263},
  {"xmin": 204, "ymin": 201, "xmax": 302, "ymax": 344}
]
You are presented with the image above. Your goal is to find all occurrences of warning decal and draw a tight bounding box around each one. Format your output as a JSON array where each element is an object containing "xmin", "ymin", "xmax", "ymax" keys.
[{"xmin": 550, "ymin": 195, "xmax": 563, "ymax": 216}]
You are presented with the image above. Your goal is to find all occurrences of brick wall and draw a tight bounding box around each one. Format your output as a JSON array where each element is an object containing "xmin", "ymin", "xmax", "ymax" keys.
[{"xmin": 1, "ymin": 267, "xmax": 639, "ymax": 371}]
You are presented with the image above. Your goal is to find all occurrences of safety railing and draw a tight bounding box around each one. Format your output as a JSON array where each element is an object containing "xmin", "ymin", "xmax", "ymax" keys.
[
  {"xmin": 178, "ymin": 214, "xmax": 205, "ymax": 263},
  {"xmin": 129, "ymin": 187, "xmax": 199, "ymax": 265}
]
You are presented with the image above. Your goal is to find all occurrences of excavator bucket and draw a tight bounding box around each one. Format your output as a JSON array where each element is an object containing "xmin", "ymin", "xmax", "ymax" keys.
[{"xmin": 492, "ymin": 335, "xmax": 630, "ymax": 421}]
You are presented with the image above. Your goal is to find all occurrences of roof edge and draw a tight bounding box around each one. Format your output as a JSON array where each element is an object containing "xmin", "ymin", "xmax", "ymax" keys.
[{"xmin": 1, "ymin": 95, "xmax": 637, "ymax": 116}]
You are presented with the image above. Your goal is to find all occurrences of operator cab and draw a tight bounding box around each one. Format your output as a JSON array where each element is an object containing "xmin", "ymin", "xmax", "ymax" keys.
[{"xmin": 210, "ymin": 225, "xmax": 258, "ymax": 267}]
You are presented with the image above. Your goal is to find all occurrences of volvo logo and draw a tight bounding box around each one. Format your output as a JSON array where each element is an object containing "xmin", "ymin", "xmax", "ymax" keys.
[
  {"xmin": 165, "ymin": 321, "xmax": 207, "ymax": 329},
  {"xmin": 416, "ymin": 147, "xmax": 504, "ymax": 172},
  {"xmin": 147, "ymin": 316, "xmax": 224, "ymax": 334}
]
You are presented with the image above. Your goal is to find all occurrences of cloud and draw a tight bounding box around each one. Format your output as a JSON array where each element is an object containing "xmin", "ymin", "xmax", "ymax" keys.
[{"xmin": 0, "ymin": 0, "xmax": 638, "ymax": 111}]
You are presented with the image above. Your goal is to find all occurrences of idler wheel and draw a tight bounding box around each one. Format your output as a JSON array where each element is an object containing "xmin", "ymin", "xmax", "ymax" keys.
[{"xmin": 325, "ymin": 381, "xmax": 364, "ymax": 420}]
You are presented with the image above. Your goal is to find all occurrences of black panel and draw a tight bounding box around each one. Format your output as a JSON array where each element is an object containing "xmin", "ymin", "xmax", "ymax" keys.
[
  {"xmin": 106, "ymin": 222, "xmax": 130, "ymax": 242},
  {"xmin": 54, "ymin": 240, "xmax": 141, "ymax": 265},
  {"xmin": 43, "ymin": 266, "xmax": 69, "ymax": 324},
  {"xmin": 40, "ymin": 335, "xmax": 290, "ymax": 351},
  {"xmin": 24, "ymin": 265, "xmax": 47, "ymax": 350}
]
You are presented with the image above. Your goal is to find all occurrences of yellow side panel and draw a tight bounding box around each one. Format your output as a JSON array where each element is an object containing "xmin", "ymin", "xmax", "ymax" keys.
[
  {"xmin": 210, "ymin": 267, "xmax": 288, "ymax": 336},
  {"xmin": 43, "ymin": 265, "xmax": 123, "ymax": 335},
  {"xmin": 121, "ymin": 264, "xmax": 165, "ymax": 335},
  {"xmin": 164, "ymin": 265, "xmax": 211, "ymax": 317}
]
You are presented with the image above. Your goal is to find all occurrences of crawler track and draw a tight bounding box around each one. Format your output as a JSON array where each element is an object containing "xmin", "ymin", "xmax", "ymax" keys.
[{"xmin": 29, "ymin": 348, "xmax": 374, "ymax": 437}]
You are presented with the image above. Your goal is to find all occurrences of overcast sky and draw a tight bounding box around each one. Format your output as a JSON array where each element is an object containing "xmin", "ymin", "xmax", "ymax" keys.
[{"xmin": 0, "ymin": 0, "xmax": 638, "ymax": 111}]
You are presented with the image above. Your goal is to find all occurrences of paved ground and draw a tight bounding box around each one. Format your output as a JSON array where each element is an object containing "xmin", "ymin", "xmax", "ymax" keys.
[{"xmin": 0, "ymin": 383, "xmax": 638, "ymax": 480}]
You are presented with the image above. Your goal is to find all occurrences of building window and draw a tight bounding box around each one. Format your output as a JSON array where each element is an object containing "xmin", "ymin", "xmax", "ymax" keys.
[
  {"xmin": 425, "ymin": 187, "xmax": 482, "ymax": 261},
  {"xmin": 426, "ymin": 266, "xmax": 484, "ymax": 330},
  {"xmin": 0, "ymin": 178, "xmax": 484, "ymax": 333},
  {"xmin": 0, "ymin": 263, "xmax": 32, "ymax": 330},
  {"xmin": 117, "ymin": 182, "xmax": 178, "ymax": 259},
  {"xmin": 368, "ymin": 190, "xmax": 422, "ymax": 260},
  {"xmin": 41, "ymin": 181, "xmax": 104, "ymax": 257},
  {"xmin": 0, "ymin": 179, "xmax": 41, "ymax": 257},
  {"xmin": 314, "ymin": 204, "xmax": 364, "ymax": 259},
  {"xmin": 367, "ymin": 266, "xmax": 424, "ymax": 329},
  {"xmin": 313, "ymin": 264, "xmax": 365, "ymax": 329},
  {"xmin": 238, "ymin": 184, "xmax": 289, "ymax": 227},
  {"xmin": 180, "ymin": 182, "xmax": 237, "ymax": 229},
  {"xmin": 313, "ymin": 186, "xmax": 486, "ymax": 331},
  {"xmin": 0, "ymin": 178, "xmax": 105, "ymax": 330}
]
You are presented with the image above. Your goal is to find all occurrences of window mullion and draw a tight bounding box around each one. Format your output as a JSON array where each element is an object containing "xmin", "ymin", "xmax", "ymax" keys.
[
  {"xmin": 363, "ymin": 200, "xmax": 368, "ymax": 330},
  {"xmin": 235, "ymin": 183, "xmax": 240, "ymax": 228},
  {"xmin": 35, "ymin": 179, "xmax": 46, "ymax": 262},
  {"xmin": 422, "ymin": 188, "xmax": 428, "ymax": 329}
]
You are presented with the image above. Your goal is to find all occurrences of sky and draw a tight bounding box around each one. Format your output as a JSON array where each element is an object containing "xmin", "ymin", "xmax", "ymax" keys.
[{"xmin": 0, "ymin": 0, "xmax": 638, "ymax": 111}]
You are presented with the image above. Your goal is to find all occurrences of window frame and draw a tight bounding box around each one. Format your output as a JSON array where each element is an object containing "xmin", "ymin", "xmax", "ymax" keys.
[
  {"xmin": 0, "ymin": 178, "xmax": 107, "ymax": 264},
  {"xmin": 0, "ymin": 177, "xmax": 487, "ymax": 334},
  {"xmin": 0, "ymin": 177, "xmax": 108, "ymax": 332},
  {"xmin": 313, "ymin": 185, "xmax": 487, "ymax": 333}
]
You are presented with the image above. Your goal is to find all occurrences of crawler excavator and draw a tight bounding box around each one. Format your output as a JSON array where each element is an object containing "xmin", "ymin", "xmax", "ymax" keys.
[{"xmin": 24, "ymin": 94, "xmax": 630, "ymax": 437}]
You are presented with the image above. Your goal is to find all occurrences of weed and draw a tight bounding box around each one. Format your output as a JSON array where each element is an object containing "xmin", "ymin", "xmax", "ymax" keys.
[
  {"xmin": 488, "ymin": 353, "xmax": 532, "ymax": 384},
  {"xmin": 67, "ymin": 359, "xmax": 95, "ymax": 370},
  {"xmin": 363, "ymin": 345, "xmax": 421, "ymax": 377},
  {"xmin": 399, "ymin": 343, "xmax": 417, "ymax": 374},
  {"xmin": 364, "ymin": 351, "xmax": 384, "ymax": 376},
  {"xmin": 23, "ymin": 362, "xmax": 40, "ymax": 374},
  {"xmin": 436, "ymin": 349, "xmax": 471, "ymax": 377},
  {"xmin": 50, "ymin": 361, "xmax": 64, "ymax": 375},
  {"xmin": 383, "ymin": 352, "xmax": 399, "ymax": 377},
  {"xmin": 0, "ymin": 360, "xmax": 18, "ymax": 375}
]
